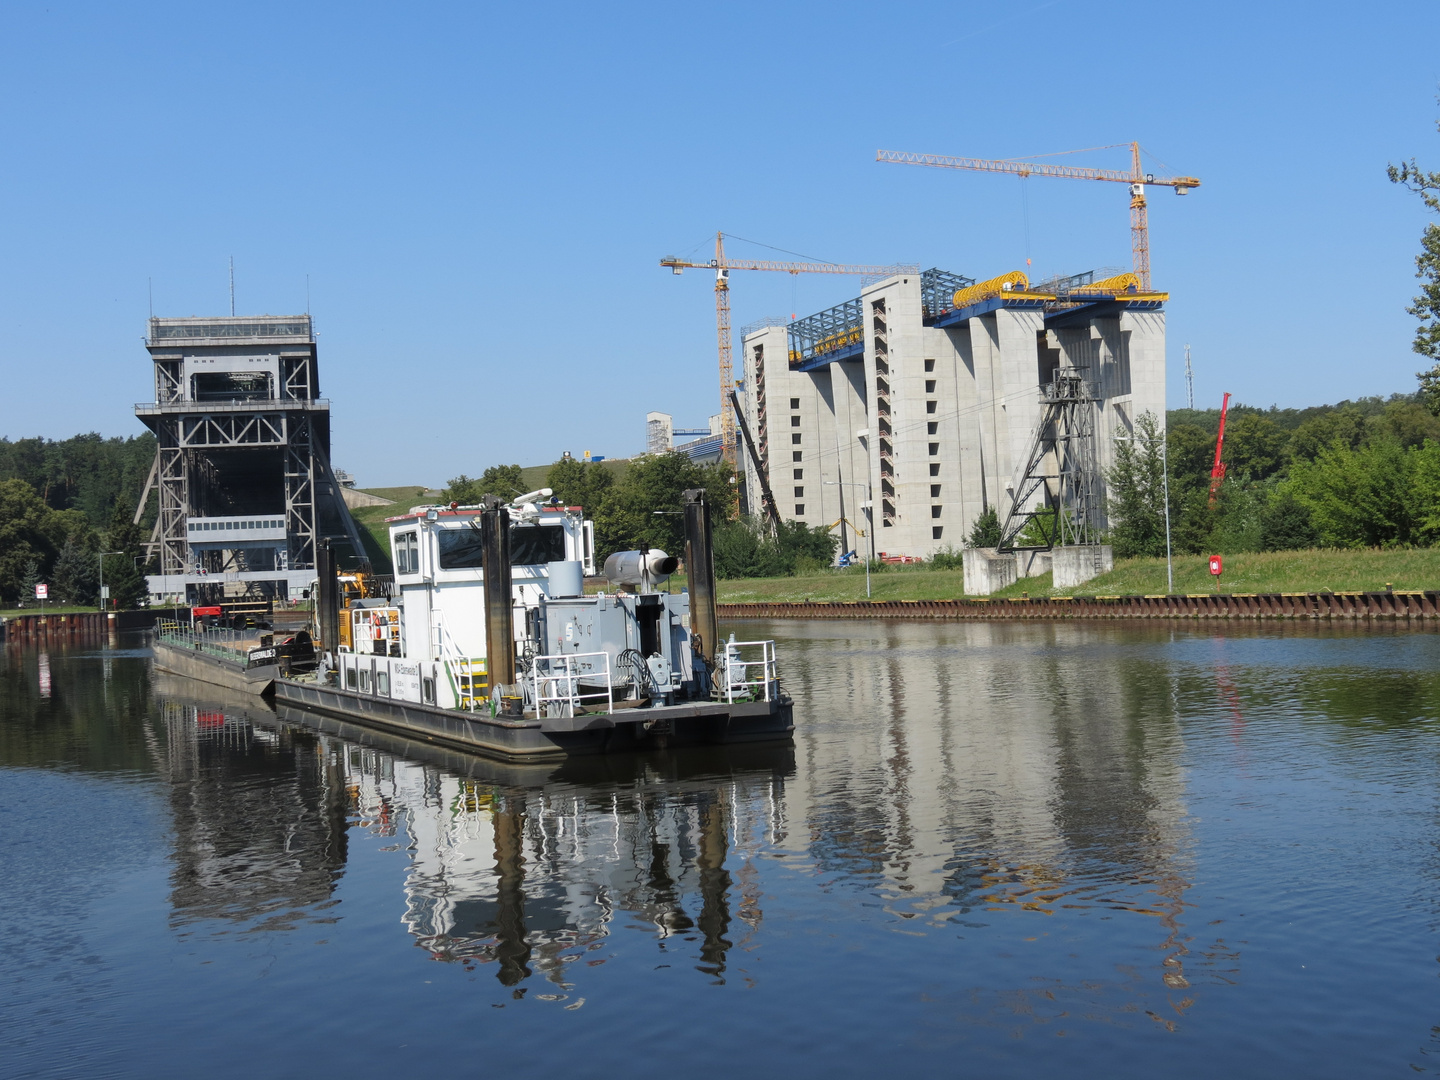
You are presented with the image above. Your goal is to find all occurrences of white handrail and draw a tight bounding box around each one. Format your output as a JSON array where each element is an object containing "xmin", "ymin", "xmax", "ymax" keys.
[
  {"xmin": 530, "ymin": 651, "xmax": 613, "ymax": 719},
  {"xmin": 721, "ymin": 639, "xmax": 778, "ymax": 703}
]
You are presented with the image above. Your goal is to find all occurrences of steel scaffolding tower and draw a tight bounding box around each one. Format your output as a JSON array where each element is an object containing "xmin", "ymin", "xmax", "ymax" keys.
[
  {"xmin": 134, "ymin": 315, "xmax": 365, "ymax": 602},
  {"xmin": 998, "ymin": 370, "xmax": 1101, "ymax": 552}
]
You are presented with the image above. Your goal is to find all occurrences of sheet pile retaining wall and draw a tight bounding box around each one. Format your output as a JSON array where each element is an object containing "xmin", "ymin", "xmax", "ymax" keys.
[
  {"xmin": 1, "ymin": 608, "xmax": 188, "ymax": 642},
  {"xmin": 718, "ymin": 592, "xmax": 1440, "ymax": 621}
]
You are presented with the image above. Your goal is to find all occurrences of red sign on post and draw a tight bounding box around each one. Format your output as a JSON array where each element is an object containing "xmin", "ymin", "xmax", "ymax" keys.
[
  {"xmin": 34, "ymin": 583, "xmax": 48, "ymax": 600},
  {"xmin": 1209, "ymin": 555, "xmax": 1223, "ymax": 577}
]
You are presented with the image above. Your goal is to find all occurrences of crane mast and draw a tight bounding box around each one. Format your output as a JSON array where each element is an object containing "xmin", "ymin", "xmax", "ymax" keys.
[{"xmin": 662, "ymin": 234, "xmax": 917, "ymax": 466}]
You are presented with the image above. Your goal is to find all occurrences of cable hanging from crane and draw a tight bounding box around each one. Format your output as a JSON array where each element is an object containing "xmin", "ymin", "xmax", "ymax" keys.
[{"xmin": 876, "ymin": 143, "xmax": 1200, "ymax": 291}]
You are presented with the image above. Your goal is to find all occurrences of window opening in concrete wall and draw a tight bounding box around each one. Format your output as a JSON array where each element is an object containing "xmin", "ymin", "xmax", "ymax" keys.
[
  {"xmin": 793, "ymin": 469, "xmax": 803, "ymax": 479},
  {"xmin": 795, "ymin": 504, "xmax": 804, "ymax": 515},
  {"xmin": 790, "ymin": 398, "xmax": 800, "ymax": 409},
  {"xmin": 792, "ymin": 434, "xmax": 802, "ymax": 444},
  {"xmin": 792, "ymin": 451, "xmax": 802, "ymax": 462},
  {"xmin": 791, "ymin": 415, "xmax": 801, "ymax": 426},
  {"xmin": 926, "ymin": 400, "xmax": 937, "ymax": 414},
  {"xmin": 931, "ymin": 506, "xmax": 942, "ymax": 518},
  {"xmin": 794, "ymin": 487, "xmax": 804, "ymax": 497},
  {"xmin": 928, "ymin": 443, "xmax": 939, "ymax": 455},
  {"xmin": 925, "ymin": 380, "xmax": 936, "ymax": 393},
  {"xmin": 928, "ymin": 422, "xmax": 938, "ymax": 435},
  {"xmin": 930, "ymin": 463, "xmax": 940, "ymax": 476},
  {"xmin": 933, "ymin": 526, "xmax": 943, "ymax": 539},
  {"xmin": 931, "ymin": 485, "xmax": 941, "ymax": 498},
  {"xmin": 924, "ymin": 359, "xmax": 935, "ymax": 372}
]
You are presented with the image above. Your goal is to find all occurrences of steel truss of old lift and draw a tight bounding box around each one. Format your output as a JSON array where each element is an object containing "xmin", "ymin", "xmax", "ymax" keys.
[{"xmin": 998, "ymin": 370, "xmax": 1102, "ymax": 552}]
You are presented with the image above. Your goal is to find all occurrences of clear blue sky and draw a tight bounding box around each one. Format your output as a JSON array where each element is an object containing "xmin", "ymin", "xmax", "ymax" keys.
[{"xmin": 1, "ymin": 0, "xmax": 1437, "ymax": 487}]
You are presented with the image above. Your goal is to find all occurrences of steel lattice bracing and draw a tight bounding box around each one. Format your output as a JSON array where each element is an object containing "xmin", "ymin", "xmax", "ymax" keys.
[
  {"xmin": 284, "ymin": 414, "xmax": 317, "ymax": 571},
  {"xmin": 998, "ymin": 371, "xmax": 1101, "ymax": 552},
  {"xmin": 135, "ymin": 315, "xmax": 360, "ymax": 598},
  {"xmin": 156, "ymin": 421, "xmax": 190, "ymax": 575}
]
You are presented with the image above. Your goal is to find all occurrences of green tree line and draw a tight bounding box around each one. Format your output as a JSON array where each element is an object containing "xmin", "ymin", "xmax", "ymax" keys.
[
  {"xmin": 1108, "ymin": 395, "xmax": 1440, "ymax": 556},
  {"xmin": 0, "ymin": 433, "xmax": 156, "ymax": 606},
  {"xmin": 443, "ymin": 451, "xmax": 836, "ymax": 579}
]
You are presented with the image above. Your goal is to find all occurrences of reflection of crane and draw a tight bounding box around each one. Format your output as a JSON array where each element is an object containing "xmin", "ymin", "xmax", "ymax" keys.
[
  {"xmin": 876, "ymin": 143, "xmax": 1200, "ymax": 291},
  {"xmin": 661, "ymin": 234, "xmax": 918, "ymax": 465},
  {"xmin": 1209, "ymin": 392, "xmax": 1232, "ymax": 506}
]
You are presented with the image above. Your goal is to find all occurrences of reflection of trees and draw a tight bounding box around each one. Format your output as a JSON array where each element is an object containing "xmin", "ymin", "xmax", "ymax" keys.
[{"xmin": 0, "ymin": 637, "xmax": 155, "ymax": 772}]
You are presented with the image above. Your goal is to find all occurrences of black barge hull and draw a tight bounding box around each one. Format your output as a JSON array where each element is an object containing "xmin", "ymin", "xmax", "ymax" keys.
[{"xmin": 272, "ymin": 677, "xmax": 794, "ymax": 762}]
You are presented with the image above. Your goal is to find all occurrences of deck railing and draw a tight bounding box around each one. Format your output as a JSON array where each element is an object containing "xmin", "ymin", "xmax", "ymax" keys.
[
  {"xmin": 720, "ymin": 639, "xmax": 779, "ymax": 703},
  {"xmin": 155, "ymin": 621, "xmax": 266, "ymax": 664},
  {"xmin": 530, "ymin": 652, "xmax": 613, "ymax": 719}
]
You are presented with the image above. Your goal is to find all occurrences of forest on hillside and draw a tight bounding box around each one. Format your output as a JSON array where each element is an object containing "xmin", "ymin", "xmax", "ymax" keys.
[{"xmin": 0, "ymin": 433, "xmax": 156, "ymax": 606}]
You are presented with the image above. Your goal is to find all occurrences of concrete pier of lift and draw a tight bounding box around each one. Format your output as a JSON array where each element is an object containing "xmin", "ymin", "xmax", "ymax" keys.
[{"xmin": 962, "ymin": 544, "xmax": 1113, "ymax": 596}]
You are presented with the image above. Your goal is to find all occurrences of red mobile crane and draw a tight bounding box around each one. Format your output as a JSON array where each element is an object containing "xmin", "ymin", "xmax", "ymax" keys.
[{"xmin": 1208, "ymin": 392, "xmax": 1231, "ymax": 507}]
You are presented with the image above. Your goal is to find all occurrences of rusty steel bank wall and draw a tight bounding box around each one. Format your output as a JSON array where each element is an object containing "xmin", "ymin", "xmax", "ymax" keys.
[
  {"xmin": 719, "ymin": 591, "xmax": 1440, "ymax": 622},
  {"xmin": 1, "ymin": 609, "xmax": 188, "ymax": 642}
]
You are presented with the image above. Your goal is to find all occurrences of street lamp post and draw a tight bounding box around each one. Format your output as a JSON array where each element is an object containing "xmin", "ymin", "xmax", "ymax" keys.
[
  {"xmin": 1113, "ymin": 432, "xmax": 1173, "ymax": 594},
  {"xmin": 824, "ymin": 480, "xmax": 874, "ymax": 599},
  {"xmin": 98, "ymin": 551, "xmax": 122, "ymax": 612}
]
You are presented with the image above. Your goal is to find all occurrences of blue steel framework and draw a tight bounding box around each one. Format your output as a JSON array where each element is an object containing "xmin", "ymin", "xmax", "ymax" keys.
[{"xmin": 918, "ymin": 268, "xmax": 975, "ymax": 324}]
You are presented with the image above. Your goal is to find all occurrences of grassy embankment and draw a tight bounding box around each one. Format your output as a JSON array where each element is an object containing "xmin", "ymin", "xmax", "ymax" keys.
[
  {"xmin": 342, "ymin": 486, "xmax": 1440, "ymax": 601},
  {"xmin": 713, "ymin": 548, "xmax": 1440, "ymax": 604}
]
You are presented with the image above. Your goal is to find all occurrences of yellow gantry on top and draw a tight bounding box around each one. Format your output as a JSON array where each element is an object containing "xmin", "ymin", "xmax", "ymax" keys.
[{"xmin": 877, "ymin": 142, "xmax": 1200, "ymax": 292}]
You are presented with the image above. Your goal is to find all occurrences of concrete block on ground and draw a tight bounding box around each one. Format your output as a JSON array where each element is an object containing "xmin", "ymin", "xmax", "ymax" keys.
[
  {"xmin": 963, "ymin": 547, "xmax": 1017, "ymax": 596},
  {"xmin": 1052, "ymin": 545, "xmax": 1114, "ymax": 589},
  {"xmin": 1015, "ymin": 550, "xmax": 1053, "ymax": 579}
]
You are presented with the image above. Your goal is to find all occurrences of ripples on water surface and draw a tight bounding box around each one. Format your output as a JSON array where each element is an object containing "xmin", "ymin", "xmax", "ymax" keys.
[{"xmin": 2, "ymin": 622, "xmax": 1439, "ymax": 1077}]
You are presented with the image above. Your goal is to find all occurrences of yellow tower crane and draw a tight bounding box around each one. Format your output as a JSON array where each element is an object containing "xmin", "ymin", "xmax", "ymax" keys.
[
  {"xmin": 875, "ymin": 143, "xmax": 1200, "ymax": 291},
  {"xmin": 662, "ymin": 233, "xmax": 918, "ymax": 465}
]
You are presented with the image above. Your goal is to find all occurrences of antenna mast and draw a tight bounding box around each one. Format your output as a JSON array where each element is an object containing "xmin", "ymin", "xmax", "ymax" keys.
[
  {"xmin": 229, "ymin": 257, "xmax": 235, "ymax": 316},
  {"xmin": 1184, "ymin": 344, "xmax": 1194, "ymax": 410}
]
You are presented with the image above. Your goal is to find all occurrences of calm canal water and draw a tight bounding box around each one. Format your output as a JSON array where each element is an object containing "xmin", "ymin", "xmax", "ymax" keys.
[{"xmin": 3, "ymin": 621, "xmax": 1439, "ymax": 1077}]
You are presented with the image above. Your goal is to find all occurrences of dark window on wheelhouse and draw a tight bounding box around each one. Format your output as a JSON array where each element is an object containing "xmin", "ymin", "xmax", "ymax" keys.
[{"xmin": 437, "ymin": 524, "xmax": 567, "ymax": 569}]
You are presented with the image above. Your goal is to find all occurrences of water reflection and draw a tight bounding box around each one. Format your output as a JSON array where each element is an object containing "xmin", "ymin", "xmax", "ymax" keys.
[
  {"xmin": 148, "ymin": 674, "xmax": 348, "ymax": 929},
  {"xmin": 6, "ymin": 623, "xmax": 1439, "ymax": 1073},
  {"xmin": 290, "ymin": 709, "xmax": 790, "ymax": 991}
]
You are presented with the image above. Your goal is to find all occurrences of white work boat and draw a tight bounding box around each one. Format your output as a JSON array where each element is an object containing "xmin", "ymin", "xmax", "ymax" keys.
[{"xmin": 273, "ymin": 488, "xmax": 793, "ymax": 761}]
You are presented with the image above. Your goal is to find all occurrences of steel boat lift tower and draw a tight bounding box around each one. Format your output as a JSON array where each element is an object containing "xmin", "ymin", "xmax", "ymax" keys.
[{"xmin": 134, "ymin": 314, "xmax": 365, "ymax": 605}]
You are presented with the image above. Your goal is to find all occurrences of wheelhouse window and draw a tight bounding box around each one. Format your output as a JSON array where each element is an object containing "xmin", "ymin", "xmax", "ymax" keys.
[
  {"xmin": 509, "ymin": 525, "xmax": 566, "ymax": 566},
  {"xmin": 437, "ymin": 524, "xmax": 567, "ymax": 569},
  {"xmin": 395, "ymin": 531, "xmax": 420, "ymax": 574},
  {"xmin": 438, "ymin": 527, "xmax": 485, "ymax": 569}
]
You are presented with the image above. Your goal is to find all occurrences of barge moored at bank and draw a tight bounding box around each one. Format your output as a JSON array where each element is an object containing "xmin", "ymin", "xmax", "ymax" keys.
[{"xmin": 271, "ymin": 487, "xmax": 793, "ymax": 762}]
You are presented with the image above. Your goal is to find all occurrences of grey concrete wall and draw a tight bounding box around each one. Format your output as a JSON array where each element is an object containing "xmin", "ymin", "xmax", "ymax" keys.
[{"xmin": 737, "ymin": 278, "xmax": 1167, "ymax": 562}]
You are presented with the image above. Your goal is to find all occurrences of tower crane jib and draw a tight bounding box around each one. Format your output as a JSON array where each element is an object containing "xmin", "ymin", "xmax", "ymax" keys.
[
  {"xmin": 876, "ymin": 143, "xmax": 1199, "ymax": 291},
  {"xmin": 661, "ymin": 232, "xmax": 918, "ymax": 467}
]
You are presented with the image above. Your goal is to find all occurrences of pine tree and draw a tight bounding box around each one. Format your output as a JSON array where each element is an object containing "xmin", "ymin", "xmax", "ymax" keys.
[
  {"xmin": 19, "ymin": 558, "xmax": 40, "ymax": 604},
  {"xmin": 101, "ymin": 499, "xmax": 146, "ymax": 609},
  {"xmin": 53, "ymin": 535, "xmax": 97, "ymax": 605}
]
